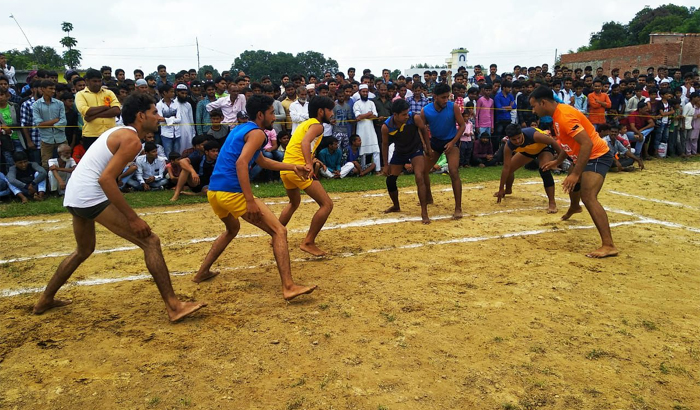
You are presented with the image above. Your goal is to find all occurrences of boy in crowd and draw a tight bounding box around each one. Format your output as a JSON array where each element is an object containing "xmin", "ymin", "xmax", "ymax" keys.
[
  {"xmin": 7, "ymin": 151, "xmax": 47, "ymax": 203},
  {"xmin": 206, "ymin": 109, "xmax": 230, "ymax": 143},
  {"xmin": 316, "ymin": 138, "xmax": 343, "ymax": 178},
  {"xmin": 472, "ymin": 132, "xmax": 498, "ymax": 167},
  {"xmin": 344, "ymin": 134, "xmax": 376, "ymax": 176},
  {"xmin": 459, "ymin": 102, "xmax": 475, "ymax": 167},
  {"xmin": 333, "ymin": 84, "xmax": 355, "ymax": 154},
  {"xmin": 475, "ymin": 84, "xmax": 494, "ymax": 136},
  {"xmin": 600, "ymin": 124, "xmax": 644, "ymax": 171},
  {"xmin": 572, "ymin": 81, "xmax": 588, "ymax": 114},
  {"xmin": 47, "ymin": 143, "xmax": 76, "ymax": 195},
  {"xmin": 129, "ymin": 142, "xmax": 169, "ymax": 191},
  {"xmin": 279, "ymin": 96, "xmax": 336, "ymax": 256},
  {"xmin": 170, "ymin": 140, "xmax": 219, "ymax": 201},
  {"xmin": 653, "ymin": 89, "xmax": 674, "ymax": 157},
  {"xmin": 192, "ymin": 94, "xmax": 317, "ymax": 300}
]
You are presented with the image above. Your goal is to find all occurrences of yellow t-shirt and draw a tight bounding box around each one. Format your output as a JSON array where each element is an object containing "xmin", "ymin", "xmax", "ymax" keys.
[
  {"xmin": 281, "ymin": 118, "xmax": 322, "ymax": 174},
  {"xmin": 75, "ymin": 88, "xmax": 121, "ymax": 137}
]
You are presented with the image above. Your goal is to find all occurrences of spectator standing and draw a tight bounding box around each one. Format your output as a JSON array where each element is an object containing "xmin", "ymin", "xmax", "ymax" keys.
[
  {"xmin": 32, "ymin": 80, "xmax": 67, "ymax": 169},
  {"xmin": 196, "ymin": 82, "xmax": 218, "ymax": 135},
  {"xmin": 20, "ymin": 81, "xmax": 42, "ymax": 163},
  {"xmin": 206, "ymin": 80, "xmax": 246, "ymax": 125},
  {"xmin": 75, "ymin": 69, "xmax": 121, "ymax": 150},
  {"xmin": 156, "ymin": 84, "xmax": 181, "ymax": 157},
  {"xmin": 587, "ymin": 79, "xmax": 611, "ymax": 129},
  {"xmin": 493, "ymin": 81, "xmax": 516, "ymax": 151},
  {"xmin": 0, "ymin": 53, "xmax": 16, "ymax": 86},
  {"xmin": 475, "ymin": 85, "xmax": 494, "ymax": 135},
  {"xmin": 353, "ymin": 84, "xmax": 381, "ymax": 171},
  {"xmin": 289, "ymin": 87, "xmax": 309, "ymax": 134},
  {"xmin": 174, "ymin": 84, "xmax": 195, "ymax": 152},
  {"xmin": 0, "ymin": 89, "xmax": 20, "ymax": 169}
]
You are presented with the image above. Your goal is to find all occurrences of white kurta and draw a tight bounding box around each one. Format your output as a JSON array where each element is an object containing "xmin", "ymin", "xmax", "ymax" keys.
[
  {"xmin": 178, "ymin": 100, "xmax": 195, "ymax": 152},
  {"xmin": 353, "ymin": 99, "xmax": 379, "ymax": 155},
  {"xmin": 290, "ymin": 100, "xmax": 309, "ymax": 134}
]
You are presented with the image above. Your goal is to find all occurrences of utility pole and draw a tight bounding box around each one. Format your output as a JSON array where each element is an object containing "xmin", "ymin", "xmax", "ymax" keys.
[
  {"xmin": 196, "ymin": 37, "xmax": 201, "ymax": 73},
  {"xmin": 9, "ymin": 14, "xmax": 35, "ymax": 53},
  {"xmin": 554, "ymin": 48, "xmax": 558, "ymax": 67}
]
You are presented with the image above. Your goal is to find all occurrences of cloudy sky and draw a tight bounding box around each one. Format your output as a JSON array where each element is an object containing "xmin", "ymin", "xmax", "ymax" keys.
[{"xmin": 1, "ymin": 0, "xmax": 696, "ymax": 78}]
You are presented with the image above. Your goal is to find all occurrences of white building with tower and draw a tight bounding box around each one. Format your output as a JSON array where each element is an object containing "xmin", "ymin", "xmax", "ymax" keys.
[{"xmin": 403, "ymin": 48, "xmax": 470, "ymax": 78}]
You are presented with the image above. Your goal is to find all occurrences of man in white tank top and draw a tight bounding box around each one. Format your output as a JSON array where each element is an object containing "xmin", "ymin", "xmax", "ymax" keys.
[{"xmin": 33, "ymin": 93, "xmax": 207, "ymax": 322}]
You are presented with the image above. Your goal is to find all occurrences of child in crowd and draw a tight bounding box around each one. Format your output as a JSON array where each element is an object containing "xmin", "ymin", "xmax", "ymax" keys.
[
  {"xmin": 316, "ymin": 138, "xmax": 344, "ymax": 178},
  {"xmin": 459, "ymin": 102, "xmax": 475, "ymax": 167},
  {"xmin": 344, "ymin": 134, "xmax": 375, "ymax": 176},
  {"xmin": 667, "ymin": 98, "xmax": 683, "ymax": 157},
  {"xmin": 206, "ymin": 109, "xmax": 230, "ymax": 143},
  {"xmin": 165, "ymin": 151, "xmax": 182, "ymax": 187},
  {"xmin": 6, "ymin": 151, "xmax": 47, "ymax": 203},
  {"xmin": 276, "ymin": 131, "xmax": 290, "ymax": 154},
  {"xmin": 472, "ymin": 132, "xmax": 498, "ymax": 167},
  {"xmin": 475, "ymin": 84, "xmax": 494, "ymax": 136},
  {"xmin": 572, "ymin": 81, "xmax": 588, "ymax": 114}
]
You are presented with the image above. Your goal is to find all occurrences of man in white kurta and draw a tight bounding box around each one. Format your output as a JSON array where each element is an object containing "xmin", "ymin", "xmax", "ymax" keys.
[
  {"xmin": 175, "ymin": 83, "xmax": 195, "ymax": 153},
  {"xmin": 289, "ymin": 86, "xmax": 309, "ymax": 134},
  {"xmin": 353, "ymin": 84, "xmax": 381, "ymax": 170}
]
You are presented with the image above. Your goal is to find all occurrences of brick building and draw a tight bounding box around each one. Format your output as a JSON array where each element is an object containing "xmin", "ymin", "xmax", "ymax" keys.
[{"xmin": 560, "ymin": 33, "xmax": 700, "ymax": 75}]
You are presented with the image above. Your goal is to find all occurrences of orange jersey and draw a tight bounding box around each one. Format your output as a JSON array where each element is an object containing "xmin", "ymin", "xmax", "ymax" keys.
[
  {"xmin": 586, "ymin": 92, "xmax": 610, "ymax": 124},
  {"xmin": 552, "ymin": 103, "xmax": 609, "ymax": 164}
]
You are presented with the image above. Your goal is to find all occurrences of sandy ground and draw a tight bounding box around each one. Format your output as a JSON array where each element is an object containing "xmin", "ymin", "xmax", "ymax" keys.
[{"xmin": 0, "ymin": 160, "xmax": 699, "ymax": 410}]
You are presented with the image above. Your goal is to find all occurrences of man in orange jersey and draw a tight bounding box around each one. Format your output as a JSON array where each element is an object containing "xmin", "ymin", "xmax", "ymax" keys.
[{"xmin": 530, "ymin": 86, "xmax": 618, "ymax": 258}]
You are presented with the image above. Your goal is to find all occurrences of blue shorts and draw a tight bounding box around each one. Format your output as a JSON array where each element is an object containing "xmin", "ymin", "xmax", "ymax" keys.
[
  {"xmin": 584, "ymin": 151, "xmax": 614, "ymax": 177},
  {"xmin": 390, "ymin": 148, "xmax": 423, "ymax": 165},
  {"xmin": 430, "ymin": 138, "xmax": 458, "ymax": 154}
]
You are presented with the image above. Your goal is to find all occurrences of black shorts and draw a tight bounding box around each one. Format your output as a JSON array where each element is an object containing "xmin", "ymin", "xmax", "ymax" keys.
[
  {"xmin": 430, "ymin": 138, "xmax": 458, "ymax": 154},
  {"xmin": 519, "ymin": 145, "xmax": 556, "ymax": 159},
  {"xmin": 66, "ymin": 200, "xmax": 111, "ymax": 220},
  {"xmin": 390, "ymin": 148, "xmax": 423, "ymax": 165},
  {"xmin": 584, "ymin": 151, "xmax": 614, "ymax": 177}
]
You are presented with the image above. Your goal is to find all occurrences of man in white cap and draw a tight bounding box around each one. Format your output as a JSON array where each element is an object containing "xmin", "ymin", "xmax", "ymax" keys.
[
  {"xmin": 290, "ymin": 86, "xmax": 309, "ymax": 134},
  {"xmin": 353, "ymin": 84, "xmax": 381, "ymax": 172},
  {"xmin": 135, "ymin": 79, "xmax": 149, "ymax": 93},
  {"xmin": 306, "ymin": 83, "xmax": 316, "ymax": 99},
  {"xmin": 175, "ymin": 83, "xmax": 195, "ymax": 152}
]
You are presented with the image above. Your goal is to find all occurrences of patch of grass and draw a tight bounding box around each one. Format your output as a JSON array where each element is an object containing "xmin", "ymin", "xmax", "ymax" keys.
[
  {"xmin": 616, "ymin": 329, "xmax": 632, "ymax": 336},
  {"xmin": 341, "ymin": 310, "xmax": 352, "ymax": 318},
  {"xmin": 378, "ymin": 405, "xmax": 389, "ymax": 410},
  {"xmin": 493, "ymin": 337, "xmax": 505, "ymax": 343},
  {"xmin": 318, "ymin": 303, "xmax": 329, "ymax": 310},
  {"xmin": 146, "ymin": 397, "xmax": 161, "ymax": 407},
  {"xmin": 319, "ymin": 370, "xmax": 338, "ymax": 390},
  {"xmin": 290, "ymin": 377, "xmax": 306, "ymax": 387},
  {"xmin": 640, "ymin": 320, "xmax": 657, "ymax": 331},
  {"xmin": 0, "ymin": 166, "xmax": 534, "ymax": 219},
  {"xmin": 502, "ymin": 403, "xmax": 521, "ymax": 410},
  {"xmin": 529, "ymin": 345, "xmax": 546, "ymax": 354},
  {"xmin": 586, "ymin": 349, "xmax": 612, "ymax": 360},
  {"xmin": 582, "ymin": 387, "xmax": 602, "ymax": 397},
  {"xmin": 177, "ymin": 397, "xmax": 191, "ymax": 407},
  {"xmin": 285, "ymin": 397, "xmax": 305, "ymax": 410},
  {"xmin": 380, "ymin": 312, "xmax": 396, "ymax": 323},
  {"xmin": 673, "ymin": 404, "xmax": 691, "ymax": 410}
]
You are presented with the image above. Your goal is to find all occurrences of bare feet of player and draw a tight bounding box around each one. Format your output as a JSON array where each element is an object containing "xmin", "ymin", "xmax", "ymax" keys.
[
  {"xmin": 426, "ymin": 194, "xmax": 434, "ymax": 205},
  {"xmin": 421, "ymin": 214, "xmax": 431, "ymax": 225},
  {"xmin": 452, "ymin": 208, "xmax": 463, "ymax": 220},
  {"xmin": 586, "ymin": 245, "xmax": 619, "ymax": 258},
  {"xmin": 384, "ymin": 205, "xmax": 400, "ymax": 213},
  {"xmin": 547, "ymin": 202, "xmax": 558, "ymax": 214},
  {"xmin": 560, "ymin": 205, "xmax": 582, "ymax": 220},
  {"xmin": 169, "ymin": 194, "xmax": 179, "ymax": 202},
  {"xmin": 192, "ymin": 270, "xmax": 220, "ymax": 283},
  {"xmin": 300, "ymin": 242, "xmax": 327, "ymax": 257},
  {"xmin": 33, "ymin": 298, "xmax": 73, "ymax": 314},
  {"xmin": 167, "ymin": 301, "xmax": 207, "ymax": 322},
  {"xmin": 283, "ymin": 284, "xmax": 318, "ymax": 301}
]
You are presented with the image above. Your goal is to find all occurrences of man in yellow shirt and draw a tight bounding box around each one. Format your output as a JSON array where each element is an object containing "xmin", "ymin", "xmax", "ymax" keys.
[
  {"xmin": 279, "ymin": 96, "xmax": 335, "ymax": 256},
  {"xmin": 75, "ymin": 68, "xmax": 121, "ymax": 149},
  {"xmin": 280, "ymin": 83, "xmax": 297, "ymax": 132}
]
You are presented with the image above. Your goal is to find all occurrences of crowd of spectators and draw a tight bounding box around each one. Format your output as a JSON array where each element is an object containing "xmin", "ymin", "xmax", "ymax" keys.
[{"xmin": 1, "ymin": 53, "xmax": 699, "ymax": 203}]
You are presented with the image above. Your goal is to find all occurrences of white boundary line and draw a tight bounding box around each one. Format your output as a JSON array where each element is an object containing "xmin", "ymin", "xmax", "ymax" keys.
[
  {"xmin": 0, "ymin": 219, "xmax": 61, "ymax": 227},
  {"xmin": 361, "ymin": 185, "xmax": 484, "ymax": 198},
  {"xmin": 681, "ymin": 170, "xmax": 700, "ymax": 175},
  {"xmin": 0, "ymin": 219, "xmax": 642, "ymax": 298},
  {"xmin": 0, "ymin": 207, "xmax": 544, "ymax": 264},
  {"xmin": 608, "ymin": 190, "xmax": 698, "ymax": 210}
]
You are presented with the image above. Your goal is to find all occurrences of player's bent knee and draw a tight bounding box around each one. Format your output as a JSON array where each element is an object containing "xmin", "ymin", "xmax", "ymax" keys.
[
  {"xmin": 541, "ymin": 171, "xmax": 555, "ymax": 188},
  {"xmin": 573, "ymin": 182, "xmax": 581, "ymax": 193},
  {"xmin": 272, "ymin": 225, "xmax": 287, "ymax": 239},
  {"xmin": 386, "ymin": 175, "xmax": 398, "ymax": 192}
]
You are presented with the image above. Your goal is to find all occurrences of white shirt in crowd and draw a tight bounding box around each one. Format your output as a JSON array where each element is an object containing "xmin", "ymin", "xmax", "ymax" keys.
[
  {"xmin": 680, "ymin": 85, "xmax": 695, "ymax": 107},
  {"xmin": 135, "ymin": 155, "xmax": 167, "ymax": 184},
  {"xmin": 289, "ymin": 100, "xmax": 309, "ymax": 134},
  {"xmin": 156, "ymin": 99, "xmax": 181, "ymax": 140},
  {"xmin": 178, "ymin": 100, "xmax": 195, "ymax": 152},
  {"xmin": 351, "ymin": 90, "xmax": 376, "ymax": 102}
]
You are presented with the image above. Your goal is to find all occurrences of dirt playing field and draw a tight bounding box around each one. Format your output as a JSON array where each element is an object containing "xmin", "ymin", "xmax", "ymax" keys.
[{"xmin": 1, "ymin": 160, "xmax": 699, "ymax": 410}]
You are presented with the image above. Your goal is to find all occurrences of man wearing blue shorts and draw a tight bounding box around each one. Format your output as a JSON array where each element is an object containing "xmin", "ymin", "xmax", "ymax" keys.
[
  {"xmin": 421, "ymin": 83, "xmax": 467, "ymax": 219},
  {"xmin": 381, "ymin": 99, "xmax": 431, "ymax": 223}
]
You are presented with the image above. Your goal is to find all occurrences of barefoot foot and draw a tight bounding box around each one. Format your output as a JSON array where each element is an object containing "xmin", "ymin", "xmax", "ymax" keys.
[
  {"xmin": 421, "ymin": 215, "xmax": 431, "ymax": 224},
  {"xmin": 547, "ymin": 203, "xmax": 558, "ymax": 214},
  {"xmin": 384, "ymin": 205, "xmax": 401, "ymax": 213},
  {"xmin": 192, "ymin": 270, "xmax": 220, "ymax": 283},
  {"xmin": 452, "ymin": 208, "xmax": 463, "ymax": 220},
  {"xmin": 586, "ymin": 245, "xmax": 619, "ymax": 258},
  {"xmin": 560, "ymin": 206, "xmax": 582, "ymax": 221},
  {"xmin": 504, "ymin": 189, "xmax": 512, "ymax": 195},
  {"xmin": 300, "ymin": 242, "xmax": 327, "ymax": 256},
  {"xmin": 168, "ymin": 301, "xmax": 207, "ymax": 322},
  {"xmin": 283, "ymin": 284, "xmax": 318, "ymax": 301},
  {"xmin": 33, "ymin": 298, "xmax": 73, "ymax": 314}
]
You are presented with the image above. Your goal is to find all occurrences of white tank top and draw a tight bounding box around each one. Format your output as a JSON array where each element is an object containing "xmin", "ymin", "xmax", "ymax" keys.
[{"xmin": 64, "ymin": 126, "xmax": 136, "ymax": 208}]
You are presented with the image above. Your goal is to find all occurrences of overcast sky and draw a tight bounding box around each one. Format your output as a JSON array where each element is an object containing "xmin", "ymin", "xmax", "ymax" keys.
[{"xmin": 1, "ymin": 0, "xmax": 696, "ymax": 79}]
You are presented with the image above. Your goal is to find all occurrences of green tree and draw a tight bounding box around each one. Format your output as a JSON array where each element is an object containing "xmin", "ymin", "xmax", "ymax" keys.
[
  {"xmin": 579, "ymin": 5, "xmax": 700, "ymax": 51},
  {"xmin": 1, "ymin": 46, "xmax": 64, "ymax": 69},
  {"xmin": 59, "ymin": 21, "xmax": 81, "ymax": 69},
  {"xmin": 230, "ymin": 50, "xmax": 338, "ymax": 82},
  {"xmin": 390, "ymin": 69, "xmax": 402, "ymax": 80},
  {"xmin": 197, "ymin": 65, "xmax": 220, "ymax": 80}
]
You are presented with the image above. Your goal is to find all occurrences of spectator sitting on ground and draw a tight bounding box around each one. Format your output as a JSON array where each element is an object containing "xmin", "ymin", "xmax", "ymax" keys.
[
  {"xmin": 262, "ymin": 126, "xmax": 282, "ymax": 161},
  {"xmin": 129, "ymin": 142, "xmax": 169, "ymax": 191},
  {"xmin": 47, "ymin": 143, "xmax": 76, "ymax": 195},
  {"xmin": 276, "ymin": 130, "xmax": 290, "ymax": 155},
  {"xmin": 165, "ymin": 151, "xmax": 182, "ymax": 188},
  {"xmin": 170, "ymin": 140, "xmax": 219, "ymax": 201},
  {"xmin": 432, "ymin": 153, "xmax": 448, "ymax": 174},
  {"xmin": 140, "ymin": 132, "xmax": 165, "ymax": 157},
  {"xmin": 181, "ymin": 134, "xmax": 207, "ymax": 159},
  {"xmin": 72, "ymin": 139, "xmax": 86, "ymax": 163},
  {"xmin": 472, "ymin": 132, "xmax": 498, "ymax": 167},
  {"xmin": 7, "ymin": 151, "xmax": 47, "ymax": 203},
  {"xmin": 343, "ymin": 134, "xmax": 375, "ymax": 176},
  {"xmin": 316, "ymin": 138, "xmax": 343, "ymax": 178},
  {"xmin": 600, "ymin": 124, "xmax": 644, "ymax": 172},
  {"xmin": 206, "ymin": 109, "xmax": 230, "ymax": 143}
]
